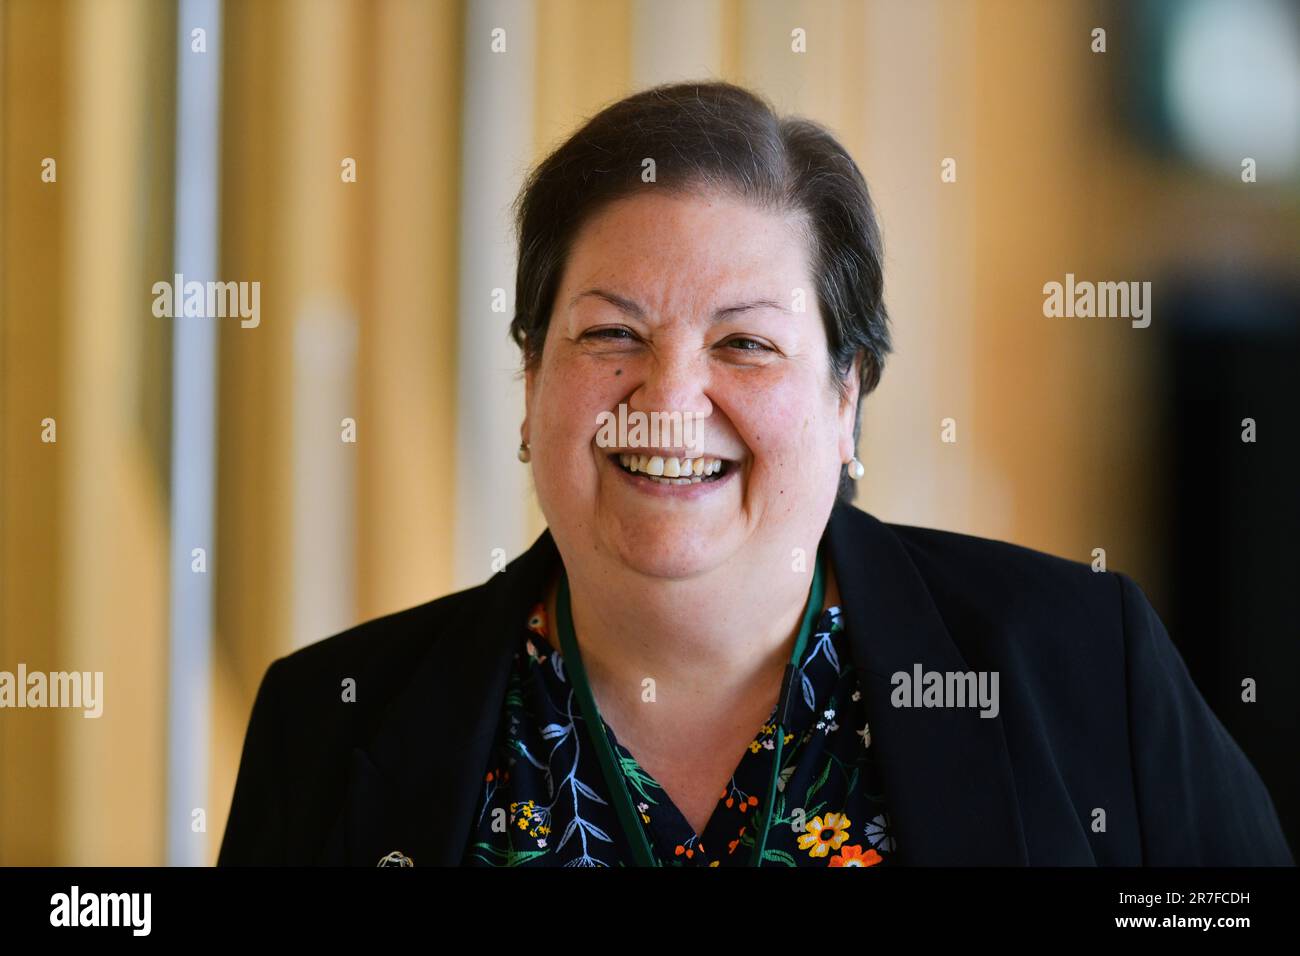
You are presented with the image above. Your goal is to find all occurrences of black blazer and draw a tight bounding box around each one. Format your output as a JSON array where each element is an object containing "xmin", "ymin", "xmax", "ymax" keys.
[{"xmin": 217, "ymin": 501, "xmax": 1294, "ymax": 866}]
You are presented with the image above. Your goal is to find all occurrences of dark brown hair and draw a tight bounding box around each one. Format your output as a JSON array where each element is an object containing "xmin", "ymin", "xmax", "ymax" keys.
[{"xmin": 509, "ymin": 80, "xmax": 891, "ymax": 504}]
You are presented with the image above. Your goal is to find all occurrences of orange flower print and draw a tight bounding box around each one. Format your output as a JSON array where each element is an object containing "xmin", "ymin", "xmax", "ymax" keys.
[
  {"xmin": 829, "ymin": 845, "xmax": 882, "ymax": 867},
  {"xmin": 728, "ymin": 826, "xmax": 748, "ymax": 855},
  {"xmin": 797, "ymin": 812, "xmax": 852, "ymax": 858},
  {"xmin": 526, "ymin": 602, "xmax": 547, "ymax": 638}
]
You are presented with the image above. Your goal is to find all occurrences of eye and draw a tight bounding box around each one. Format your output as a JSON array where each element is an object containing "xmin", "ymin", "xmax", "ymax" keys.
[
  {"xmin": 722, "ymin": 336, "xmax": 774, "ymax": 353},
  {"xmin": 582, "ymin": 327, "xmax": 636, "ymax": 341}
]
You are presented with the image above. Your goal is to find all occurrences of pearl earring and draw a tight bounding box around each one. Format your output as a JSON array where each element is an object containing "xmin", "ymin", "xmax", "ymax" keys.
[
  {"xmin": 517, "ymin": 441, "xmax": 531, "ymax": 463},
  {"xmin": 848, "ymin": 456, "xmax": 865, "ymax": 480}
]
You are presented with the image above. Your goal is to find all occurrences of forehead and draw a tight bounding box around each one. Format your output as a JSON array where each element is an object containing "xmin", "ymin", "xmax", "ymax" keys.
[{"xmin": 558, "ymin": 189, "xmax": 813, "ymax": 306}]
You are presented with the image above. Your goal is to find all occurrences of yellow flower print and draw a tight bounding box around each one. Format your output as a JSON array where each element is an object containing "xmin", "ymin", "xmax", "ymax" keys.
[
  {"xmin": 748, "ymin": 721, "xmax": 794, "ymax": 753},
  {"xmin": 749, "ymin": 721, "xmax": 778, "ymax": 754},
  {"xmin": 510, "ymin": 799, "xmax": 551, "ymax": 840},
  {"xmin": 797, "ymin": 812, "xmax": 852, "ymax": 858}
]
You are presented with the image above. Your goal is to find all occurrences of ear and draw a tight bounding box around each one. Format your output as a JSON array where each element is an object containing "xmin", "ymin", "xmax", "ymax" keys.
[{"xmin": 837, "ymin": 351, "xmax": 863, "ymax": 463}]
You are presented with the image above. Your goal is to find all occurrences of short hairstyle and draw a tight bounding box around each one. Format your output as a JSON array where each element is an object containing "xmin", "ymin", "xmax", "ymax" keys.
[{"xmin": 509, "ymin": 80, "xmax": 892, "ymax": 504}]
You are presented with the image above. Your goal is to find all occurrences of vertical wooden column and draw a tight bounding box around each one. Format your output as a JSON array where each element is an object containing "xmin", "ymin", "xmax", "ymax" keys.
[
  {"xmin": 58, "ymin": 0, "xmax": 171, "ymax": 864},
  {"xmin": 212, "ymin": 0, "xmax": 366, "ymax": 857},
  {"xmin": 969, "ymin": 0, "xmax": 1147, "ymax": 566},
  {"xmin": 212, "ymin": 0, "xmax": 284, "ymax": 860},
  {"xmin": 355, "ymin": 0, "xmax": 463, "ymax": 621},
  {"xmin": 0, "ymin": 0, "xmax": 67, "ymax": 866},
  {"xmin": 852, "ymin": 0, "xmax": 981, "ymax": 532}
]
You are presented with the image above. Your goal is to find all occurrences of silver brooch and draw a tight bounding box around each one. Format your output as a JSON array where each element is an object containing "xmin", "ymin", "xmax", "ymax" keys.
[{"xmin": 377, "ymin": 850, "xmax": 414, "ymax": 867}]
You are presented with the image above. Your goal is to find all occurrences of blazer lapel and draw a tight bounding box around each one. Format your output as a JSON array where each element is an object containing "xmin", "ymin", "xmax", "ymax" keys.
[
  {"xmin": 826, "ymin": 502, "xmax": 1029, "ymax": 865},
  {"xmin": 325, "ymin": 529, "xmax": 561, "ymax": 866}
]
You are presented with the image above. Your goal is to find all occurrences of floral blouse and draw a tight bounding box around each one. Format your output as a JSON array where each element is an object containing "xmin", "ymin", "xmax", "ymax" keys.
[{"xmin": 462, "ymin": 596, "xmax": 896, "ymax": 867}]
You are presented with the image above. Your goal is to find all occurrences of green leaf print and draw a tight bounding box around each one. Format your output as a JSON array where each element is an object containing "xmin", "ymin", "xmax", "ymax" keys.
[
  {"xmin": 805, "ymin": 758, "xmax": 833, "ymax": 803},
  {"xmin": 618, "ymin": 752, "xmax": 662, "ymax": 806},
  {"xmin": 469, "ymin": 842, "xmax": 549, "ymax": 867}
]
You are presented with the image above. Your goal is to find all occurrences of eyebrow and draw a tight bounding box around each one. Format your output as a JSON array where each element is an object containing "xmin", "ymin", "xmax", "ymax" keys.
[{"xmin": 569, "ymin": 288, "xmax": 791, "ymax": 322}]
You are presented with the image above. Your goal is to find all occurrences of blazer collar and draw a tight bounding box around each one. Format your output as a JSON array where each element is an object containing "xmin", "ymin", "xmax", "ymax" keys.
[
  {"xmin": 825, "ymin": 501, "xmax": 1028, "ymax": 865},
  {"xmin": 331, "ymin": 502, "xmax": 1027, "ymax": 865}
]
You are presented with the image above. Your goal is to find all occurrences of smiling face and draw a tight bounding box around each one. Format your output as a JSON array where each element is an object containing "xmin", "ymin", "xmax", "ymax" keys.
[{"xmin": 523, "ymin": 187, "xmax": 860, "ymax": 582}]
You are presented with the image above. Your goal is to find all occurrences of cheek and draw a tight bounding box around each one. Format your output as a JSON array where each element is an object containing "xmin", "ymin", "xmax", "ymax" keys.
[
  {"xmin": 535, "ymin": 358, "xmax": 627, "ymax": 456},
  {"xmin": 728, "ymin": 372, "xmax": 838, "ymax": 468}
]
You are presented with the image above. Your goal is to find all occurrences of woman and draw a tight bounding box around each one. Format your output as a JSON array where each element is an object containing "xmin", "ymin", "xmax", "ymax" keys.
[{"xmin": 217, "ymin": 81, "xmax": 1293, "ymax": 867}]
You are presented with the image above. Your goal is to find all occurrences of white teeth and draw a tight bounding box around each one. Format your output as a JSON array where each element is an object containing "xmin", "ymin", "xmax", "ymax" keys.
[{"xmin": 615, "ymin": 453, "xmax": 728, "ymax": 483}]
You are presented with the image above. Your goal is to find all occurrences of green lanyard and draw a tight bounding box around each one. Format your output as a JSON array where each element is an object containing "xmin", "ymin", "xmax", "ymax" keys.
[{"xmin": 554, "ymin": 550, "xmax": 827, "ymax": 867}]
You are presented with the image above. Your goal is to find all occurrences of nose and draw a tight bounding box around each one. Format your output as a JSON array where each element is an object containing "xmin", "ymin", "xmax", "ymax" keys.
[{"xmin": 627, "ymin": 346, "xmax": 713, "ymax": 424}]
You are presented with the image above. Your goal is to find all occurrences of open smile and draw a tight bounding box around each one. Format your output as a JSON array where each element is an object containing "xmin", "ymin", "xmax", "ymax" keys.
[{"xmin": 604, "ymin": 452, "xmax": 736, "ymax": 497}]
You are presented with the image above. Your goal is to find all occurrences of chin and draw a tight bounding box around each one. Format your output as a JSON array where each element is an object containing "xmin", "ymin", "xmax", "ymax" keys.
[{"xmin": 606, "ymin": 522, "xmax": 726, "ymax": 580}]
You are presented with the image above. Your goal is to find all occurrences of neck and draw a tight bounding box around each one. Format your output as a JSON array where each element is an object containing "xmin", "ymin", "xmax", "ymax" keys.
[{"xmin": 543, "ymin": 547, "xmax": 841, "ymax": 742}]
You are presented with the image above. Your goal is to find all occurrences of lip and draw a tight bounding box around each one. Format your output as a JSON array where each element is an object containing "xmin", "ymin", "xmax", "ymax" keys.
[{"xmin": 603, "ymin": 451, "xmax": 737, "ymax": 500}]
